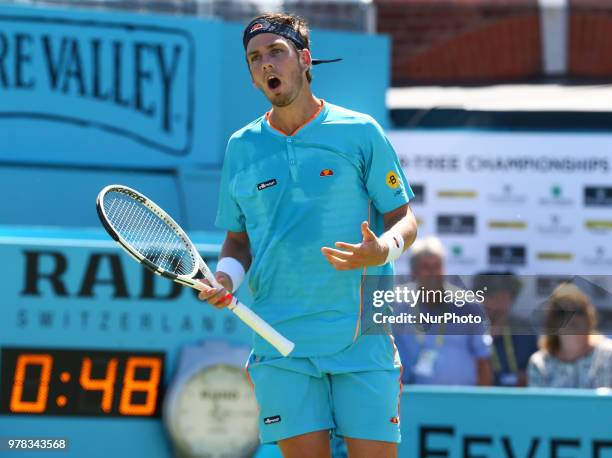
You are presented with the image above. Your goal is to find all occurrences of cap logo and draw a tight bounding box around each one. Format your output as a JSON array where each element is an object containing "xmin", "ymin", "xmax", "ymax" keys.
[
  {"xmin": 250, "ymin": 23, "xmax": 264, "ymax": 33},
  {"xmin": 320, "ymin": 169, "xmax": 334, "ymax": 177}
]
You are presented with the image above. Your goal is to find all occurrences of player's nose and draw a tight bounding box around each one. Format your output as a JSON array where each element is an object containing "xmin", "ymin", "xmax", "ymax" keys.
[
  {"xmin": 262, "ymin": 61, "xmax": 274, "ymax": 73},
  {"xmin": 261, "ymin": 54, "xmax": 274, "ymax": 69}
]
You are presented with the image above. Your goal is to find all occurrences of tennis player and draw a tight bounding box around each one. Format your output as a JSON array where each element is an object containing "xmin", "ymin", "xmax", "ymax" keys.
[{"xmin": 198, "ymin": 13, "xmax": 417, "ymax": 458}]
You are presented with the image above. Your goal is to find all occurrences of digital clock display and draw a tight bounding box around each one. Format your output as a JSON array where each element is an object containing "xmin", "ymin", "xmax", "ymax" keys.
[{"xmin": 0, "ymin": 347, "xmax": 165, "ymax": 417}]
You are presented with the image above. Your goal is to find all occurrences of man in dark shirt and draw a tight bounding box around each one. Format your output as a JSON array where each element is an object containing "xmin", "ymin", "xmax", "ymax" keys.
[{"xmin": 473, "ymin": 272, "xmax": 538, "ymax": 387}]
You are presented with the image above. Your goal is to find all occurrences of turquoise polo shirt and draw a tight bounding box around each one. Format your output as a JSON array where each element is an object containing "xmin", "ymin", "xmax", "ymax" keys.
[{"xmin": 216, "ymin": 101, "xmax": 414, "ymax": 357}]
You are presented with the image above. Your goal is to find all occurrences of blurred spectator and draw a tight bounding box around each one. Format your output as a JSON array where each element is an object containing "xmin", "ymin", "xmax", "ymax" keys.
[
  {"xmin": 473, "ymin": 272, "xmax": 538, "ymax": 387},
  {"xmin": 528, "ymin": 283, "xmax": 612, "ymax": 388},
  {"xmin": 394, "ymin": 236, "xmax": 493, "ymax": 386}
]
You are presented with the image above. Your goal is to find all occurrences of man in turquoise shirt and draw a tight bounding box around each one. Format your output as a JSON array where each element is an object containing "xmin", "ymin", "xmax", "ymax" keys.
[{"xmin": 199, "ymin": 12, "xmax": 417, "ymax": 458}]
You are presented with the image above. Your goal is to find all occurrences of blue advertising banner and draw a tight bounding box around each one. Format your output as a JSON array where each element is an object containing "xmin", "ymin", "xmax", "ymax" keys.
[
  {"xmin": 0, "ymin": 4, "xmax": 390, "ymax": 169},
  {"xmin": 0, "ymin": 5, "xmax": 222, "ymax": 167},
  {"xmin": 0, "ymin": 229, "xmax": 246, "ymax": 353},
  {"xmin": 399, "ymin": 386, "xmax": 612, "ymax": 458},
  {"xmin": 0, "ymin": 12, "xmax": 195, "ymax": 156}
]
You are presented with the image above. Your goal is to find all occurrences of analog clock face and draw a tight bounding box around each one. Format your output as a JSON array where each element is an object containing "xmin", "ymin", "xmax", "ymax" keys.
[{"xmin": 169, "ymin": 364, "xmax": 259, "ymax": 458}]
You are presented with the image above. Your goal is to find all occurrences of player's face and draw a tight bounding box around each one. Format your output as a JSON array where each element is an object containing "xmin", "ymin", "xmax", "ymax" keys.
[{"xmin": 246, "ymin": 33, "xmax": 309, "ymax": 107}]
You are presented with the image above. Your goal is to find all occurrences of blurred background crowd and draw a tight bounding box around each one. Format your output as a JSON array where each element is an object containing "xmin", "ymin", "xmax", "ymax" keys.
[{"xmin": 395, "ymin": 236, "xmax": 612, "ymax": 390}]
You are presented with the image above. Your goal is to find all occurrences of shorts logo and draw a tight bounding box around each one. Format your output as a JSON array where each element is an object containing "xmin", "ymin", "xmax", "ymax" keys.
[
  {"xmin": 264, "ymin": 415, "xmax": 281, "ymax": 425},
  {"xmin": 390, "ymin": 416, "xmax": 400, "ymax": 424},
  {"xmin": 250, "ymin": 23, "xmax": 264, "ymax": 33},
  {"xmin": 320, "ymin": 169, "xmax": 334, "ymax": 176},
  {"xmin": 386, "ymin": 171, "xmax": 401, "ymax": 189},
  {"xmin": 257, "ymin": 179, "xmax": 277, "ymax": 191}
]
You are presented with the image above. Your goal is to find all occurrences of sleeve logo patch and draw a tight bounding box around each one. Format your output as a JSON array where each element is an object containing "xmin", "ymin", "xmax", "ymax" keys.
[
  {"xmin": 257, "ymin": 179, "xmax": 277, "ymax": 191},
  {"xmin": 320, "ymin": 169, "xmax": 334, "ymax": 176},
  {"xmin": 386, "ymin": 171, "xmax": 401, "ymax": 189}
]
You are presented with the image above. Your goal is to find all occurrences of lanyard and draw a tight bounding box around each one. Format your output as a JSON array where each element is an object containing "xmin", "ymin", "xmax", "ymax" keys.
[
  {"xmin": 491, "ymin": 326, "xmax": 518, "ymax": 374},
  {"xmin": 414, "ymin": 302, "xmax": 446, "ymax": 347}
]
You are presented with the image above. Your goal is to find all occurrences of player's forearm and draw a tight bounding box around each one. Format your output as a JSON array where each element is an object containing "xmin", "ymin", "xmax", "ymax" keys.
[
  {"xmin": 197, "ymin": 232, "xmax": 251, "ymax": 306},
  {"xmin": 219, "ymin": 232, "xmax": 252, "ymax": 272},
  {"xmin": 383, "ymin": 204, "xmax": 418, "ymax": 250}
]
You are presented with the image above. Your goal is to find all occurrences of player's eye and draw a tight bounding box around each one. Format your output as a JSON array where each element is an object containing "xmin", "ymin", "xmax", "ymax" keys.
[{"xmin": 250, "ymin": 55, "xmax": 260, "ymax": 63}]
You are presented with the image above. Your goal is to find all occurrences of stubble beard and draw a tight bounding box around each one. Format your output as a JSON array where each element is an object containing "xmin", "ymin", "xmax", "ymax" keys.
[{"xmin": 268, "ymin": 67, "xmax": 305, "ymax": 108}]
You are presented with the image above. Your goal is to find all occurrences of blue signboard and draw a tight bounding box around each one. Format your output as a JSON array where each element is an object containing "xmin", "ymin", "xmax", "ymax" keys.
[
  {"xmin": 0, "ymin": 13, "xmax": 195, "ymax": 156},
  {"xmin": 399, "ymin": 386, "xmax": 612, "ymax": 458},
  {"xmin": 0, "ymin": 229, "xmax": 244, "ymax": 352},
  {"xmin": 0, "ymin": 4, "xmax": 390, "ymax": 170},
  {"xmin": 0, "ymin": 5, "xmax": 223, "ymax": 167}
]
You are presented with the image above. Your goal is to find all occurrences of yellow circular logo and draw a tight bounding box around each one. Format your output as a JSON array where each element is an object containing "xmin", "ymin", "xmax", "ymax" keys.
[{"xmin": 386, "ymin": 171, "xmax": 401, "ymax": 189}]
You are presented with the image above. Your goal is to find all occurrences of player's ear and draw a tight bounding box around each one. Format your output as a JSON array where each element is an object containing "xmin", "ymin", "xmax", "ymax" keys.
[{"xmin": 300, "ymin": 48, "xmax": 312, "ymax": 70}]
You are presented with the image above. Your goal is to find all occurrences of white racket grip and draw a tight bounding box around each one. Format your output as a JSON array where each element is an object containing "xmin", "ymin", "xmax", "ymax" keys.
[
  {"xmin": 191, "ymin": 258, "xmax": 294, "ymax": 355},
  {"xmin": 229, "ymin": 300, "xmax": 295, "ymax": 357}
]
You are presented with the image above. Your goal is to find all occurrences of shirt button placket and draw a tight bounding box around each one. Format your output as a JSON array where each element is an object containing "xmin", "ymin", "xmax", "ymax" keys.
[{"xmin": 286, "ymin": 137, "xmax": 297, "ymax": 180}]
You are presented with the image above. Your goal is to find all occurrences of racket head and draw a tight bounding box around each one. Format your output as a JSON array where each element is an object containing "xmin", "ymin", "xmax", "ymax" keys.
[{"xmin": 96, "ymin": 184, "xmax": 200, "ymax": 281}]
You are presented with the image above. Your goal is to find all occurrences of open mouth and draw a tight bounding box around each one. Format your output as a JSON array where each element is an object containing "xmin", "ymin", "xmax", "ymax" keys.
[{"xmin": 267, "ymin": 76, "xmax": 281, "ymax": 90}]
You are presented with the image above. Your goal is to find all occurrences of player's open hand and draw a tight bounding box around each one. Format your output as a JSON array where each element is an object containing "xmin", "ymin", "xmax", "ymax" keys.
[
  {"xmin": 321, "ymin": 221, "xmax": 388, "ymax": 270},
  {"xmin": 197, "ymin": 272, "xmax": 234, "ymax": 309}
]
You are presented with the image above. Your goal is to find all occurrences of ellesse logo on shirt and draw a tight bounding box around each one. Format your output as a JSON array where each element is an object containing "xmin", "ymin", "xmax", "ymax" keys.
[
  {"xmin": 263, "ymin": 415, "xmax": 281, "ymax": 425},
  {"xmin": 257, "ymin": 179, "xmax": 277, "ymax": 191}
]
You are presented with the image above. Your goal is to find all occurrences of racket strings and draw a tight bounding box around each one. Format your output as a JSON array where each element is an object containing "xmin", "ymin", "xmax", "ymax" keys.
[
  {"xmin": 103, "ymin": 192, "xmax": 195, "ymax": 276},
  {"xmin": 114, "ymin": 197, "xmax": 190, "ymax": 274}
]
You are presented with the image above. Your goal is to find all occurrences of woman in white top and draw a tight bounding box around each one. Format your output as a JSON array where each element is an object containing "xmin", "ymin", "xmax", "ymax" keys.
[{"xmin": 528, "ymin": 283, "xmax": 612, "ymax": 388}]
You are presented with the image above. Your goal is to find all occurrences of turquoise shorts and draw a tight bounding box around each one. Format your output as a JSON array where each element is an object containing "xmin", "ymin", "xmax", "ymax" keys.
[{"xmin": 246, "ymin": 334, "xmax": 402, "ymax": 444}]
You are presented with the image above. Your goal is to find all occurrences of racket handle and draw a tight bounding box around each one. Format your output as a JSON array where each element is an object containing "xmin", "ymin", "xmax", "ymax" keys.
[
  {"xmin": 188, "ymin": 277, "xmax": 295, "ymax": 356},
  {"xmin": 229, "ymin": 300, "xmax": 295, "ymax": 357}
]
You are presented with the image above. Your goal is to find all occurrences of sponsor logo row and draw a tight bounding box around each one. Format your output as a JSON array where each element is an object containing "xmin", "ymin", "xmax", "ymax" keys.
[
  {"xmin": 410, "ymin": 184, "xmax": 612, "ymax": 207},
  {"xmin": 428, "ymin": 214, "xmax": 612, "ymax": 235},
  {"xmin": 444, "ymin": 245, "xmax": 612, "ymax": 266}
]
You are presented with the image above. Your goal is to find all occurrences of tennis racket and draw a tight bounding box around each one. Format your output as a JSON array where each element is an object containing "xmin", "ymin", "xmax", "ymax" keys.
[{"xmin": 96, "ymin": 184, "xmax": 294, "ymax": 356}]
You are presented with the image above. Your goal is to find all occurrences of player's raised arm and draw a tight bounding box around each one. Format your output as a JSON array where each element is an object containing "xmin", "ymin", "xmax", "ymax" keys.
[
  {"xmin": 198, "ymin": 231, "xmax": 251, "ymax": 308},
  {"xmin": 321, "ymin": 203, "xmax": 417, "ymax": 270}
]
